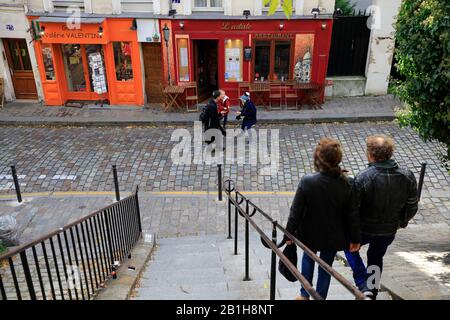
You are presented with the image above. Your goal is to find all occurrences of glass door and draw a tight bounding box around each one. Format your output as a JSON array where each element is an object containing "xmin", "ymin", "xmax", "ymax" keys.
[{"xmin": 61, "ymin": 44, "xmax": 88, "ymax": 92}]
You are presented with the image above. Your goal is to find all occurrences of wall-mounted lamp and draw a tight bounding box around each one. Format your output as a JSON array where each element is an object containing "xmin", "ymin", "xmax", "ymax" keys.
[
  {"xmin": 39, "ymin": 26, "xmax": 45, "ymax": 36},
  {"xmin": 311, "ymin": 7, "xmax": 321, "ymax": 18},
  {"xmin": 98, "ymin": 26, "xmax": 103, "ymax": 37},
  {"xmin": 179, "ymin": 21, "xmax": 184, "ymax": 29},
  {"xmin": 130, "ymin": 18, "xmax": 137, "ymax": 31},
  {"xmin": 168, "ymin": 9, "xmax": 177, "ymax": 17},
  {"xmin": 243, "ymin": 10, "xmax": 251, "ymax": 19},
  {"xmin": 321, "ymin": 21, "xmax": 327, "ymax": 30},
  {"xmin": 279, "ymin": 21, "xmax": 284, "ymax": 30}
]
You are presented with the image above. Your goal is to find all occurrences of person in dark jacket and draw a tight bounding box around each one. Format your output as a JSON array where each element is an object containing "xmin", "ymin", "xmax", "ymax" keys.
[
  {"xmin": 236, "ymin": 93, "xmax": 257, "ymax": 143},
  {"xmin": 344, "ymin": 135, "xmax": 418, "ymax": 299},
  {"xmin": 285, "ymin": 138, "xmax": 360, "ymax": 300},
  {"xmin": 203, "ymin": 90, "xmax": 225, "ymax": 144}
]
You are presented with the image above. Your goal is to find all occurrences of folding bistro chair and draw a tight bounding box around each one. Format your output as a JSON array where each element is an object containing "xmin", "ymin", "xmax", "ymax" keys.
[
  {"xmin": 238, "ymin": 81, "xmax": 250, "ymax": 97},
  {"xmin": 0, "ymin": 78, "xmax": 5, "ymax": 108},
  {"xmin": 184, "ymin": 82, "xmax": 199, "ymax": 112},
  {"xmin": 284, "ymin": 80, "xmax": 298, "ymax": 110},
  {"xmin": 304, "ymin": 83, "xmax": 324, "ymax": 110},
  {"xmin": 269, "ymin": 80, "xmax": 282, "ymax": 111}
]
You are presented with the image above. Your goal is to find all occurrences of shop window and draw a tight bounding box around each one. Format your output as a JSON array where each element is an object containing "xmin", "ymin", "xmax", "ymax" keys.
[
  {"xmin": 41, "ymin": 44, "xmax": 56, "ymax": 81},
  {"xmin": 61, "ymin": 44, "xmax": 86, "ymax": 92},
  {"xmin": 113, "ymin": 42, "xmax": 133, "ymax": 81},
  {"xmin": 224, "ymin": 39, "xmax": 243, "ymax": 82},
  {"xmin": 177, "ymin": 38, "xmax": 190, "ymax": 82},
  {"xmin": 274, "ymin": 41, "xmax": 291, "ymax": 81},
  {"xmin": 254, "ymin": 41, "xmax": 270, "ymax": 81},
  {"xmin": 253, "ymin": 40, "xmax": 292, "ymax": 81}
]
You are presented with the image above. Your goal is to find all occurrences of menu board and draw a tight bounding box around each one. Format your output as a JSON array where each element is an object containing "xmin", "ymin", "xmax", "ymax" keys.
[
  {"xmin": 177, "ymin": 38, "xmax": 190, "ymax": 82},
  {"xmin": 88, "ymin": 52, "xmax": 107, "ymax": 94},
  {"xmin": 224, "ymin": 39, "xmax": 243, "ymax": 82}
]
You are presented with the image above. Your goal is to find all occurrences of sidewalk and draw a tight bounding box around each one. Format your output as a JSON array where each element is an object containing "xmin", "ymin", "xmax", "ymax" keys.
[{"xmin": 0, "ymin": 95, "xmax": 401, "ymax": 126}]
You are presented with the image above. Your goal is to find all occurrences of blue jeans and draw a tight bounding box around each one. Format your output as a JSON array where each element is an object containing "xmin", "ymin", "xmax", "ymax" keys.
[
  {"xmin": 300, "ymin": 250, "xmax": 337, "ymax": 299},
  {"xmin": 344, "ymin": 233, "xmax": 395, "ymax": 295}
]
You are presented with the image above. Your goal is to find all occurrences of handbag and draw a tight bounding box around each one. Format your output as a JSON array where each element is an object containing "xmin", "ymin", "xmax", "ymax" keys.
[{"xmin": 278, "ymin": 243, "xmax": 298, "ymax": 282}]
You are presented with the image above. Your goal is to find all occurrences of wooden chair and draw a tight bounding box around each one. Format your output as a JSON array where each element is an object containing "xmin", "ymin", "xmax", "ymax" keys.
[
  {"xmin": 184, "ymin": 82, "xmax": 198, "ymax": 112},
  {"xmin": 269, "ymin": 80, "xmax": 282, "ymax": 111},
  {"xmin": 0, "ymin": 78, "xmax": 5, "ymax": 108},
  {"xmin": 285, "ymin": 80, "xmax": 299, "ymax": 110},
  {"xmin": 303, "ymin": 83, "xmax": 324, "ymax": 110},
  {"xmin": 238, "ymin": 81, "xmax": 250, "ymax": 97}
]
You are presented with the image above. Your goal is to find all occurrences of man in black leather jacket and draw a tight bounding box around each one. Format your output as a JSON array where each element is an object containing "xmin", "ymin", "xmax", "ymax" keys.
[{"xmin": 345, "ymin": 135, "xmax": 418, "ymax": 299}]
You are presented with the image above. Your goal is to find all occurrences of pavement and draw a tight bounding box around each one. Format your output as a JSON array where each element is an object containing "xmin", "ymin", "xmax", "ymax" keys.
[{"xmin": 0, "ymin": 95, "xmax": 400, "ymax": 126}]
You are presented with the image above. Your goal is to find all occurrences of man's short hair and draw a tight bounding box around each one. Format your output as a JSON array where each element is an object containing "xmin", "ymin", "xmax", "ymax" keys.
[
  {"xmin": 212, "ymin": 90, "xmax": 221, "ymax": 99},
  {"xmin": 366, "ymin": 135, "xmax": 395, "ymax": 162}
]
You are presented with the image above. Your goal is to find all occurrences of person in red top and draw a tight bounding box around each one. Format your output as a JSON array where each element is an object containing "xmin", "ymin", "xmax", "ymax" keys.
[{"xmin": 217, "ymin": 89, "xmax": 231, "ymax": 129}]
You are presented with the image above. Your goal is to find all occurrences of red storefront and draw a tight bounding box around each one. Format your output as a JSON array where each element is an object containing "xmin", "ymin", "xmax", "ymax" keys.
[
  {"xmin": 30, "ymin": 17, "xmax": 144, "ymax": 106},
  {"xmin": 162, "ymin": 18, "xmax": 333, "ymax": 105}
]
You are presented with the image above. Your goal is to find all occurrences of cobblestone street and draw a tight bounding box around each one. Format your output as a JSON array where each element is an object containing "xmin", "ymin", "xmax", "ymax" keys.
[{"xmin": 1, "ymin": 122, "xmax": 448, "ymax": 223}]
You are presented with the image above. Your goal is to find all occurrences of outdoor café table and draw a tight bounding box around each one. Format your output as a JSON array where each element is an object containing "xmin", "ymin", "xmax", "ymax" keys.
[
  {"xmin": 294, "ymin": 82, "xmax": 323, "ymax": 110},
  {"xmin": 163, "ymin": 85, "xmax": 185, "ymax": 112},
  {"xmin": 249, "ymin": 82, "xmax": 270, "ymax": 107}
]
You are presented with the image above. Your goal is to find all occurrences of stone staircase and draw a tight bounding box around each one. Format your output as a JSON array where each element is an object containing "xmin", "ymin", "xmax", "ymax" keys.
[{"xmin": 131, "ymin": 233, "xmax": 392, "ymax": 300}]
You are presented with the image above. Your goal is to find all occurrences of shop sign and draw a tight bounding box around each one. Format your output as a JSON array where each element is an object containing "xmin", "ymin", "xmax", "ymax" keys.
[
  {"xmin": 221, "ymin": 23, "xmax": 252, "ymax": 31},
  {"xmin": 40, "ymin": 24, "xmax": 107, "ymax": 44},
  {"xmin": 253, "ymin": 33, "xmax": 294, "ymax": 39},
  {"xmin": 244, "ymin": 47, "xmax": 252, "ymax": 61}
]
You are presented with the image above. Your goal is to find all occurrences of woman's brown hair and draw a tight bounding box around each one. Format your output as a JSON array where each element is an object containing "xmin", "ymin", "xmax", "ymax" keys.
[{"xmin": 313, "ymin": 137, "xmax": 344, "ymax": 177}]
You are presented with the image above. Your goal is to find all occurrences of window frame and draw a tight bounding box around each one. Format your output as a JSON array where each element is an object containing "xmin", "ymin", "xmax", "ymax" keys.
[
  {"xmin": 41, "ymin": 44, "xmax": 57, "ymax": 82},
  {"xmin": 251, "ymin": 38, "xmax": 295, "ymax": 81},
  {"xmin": 112, "ymin": 41, "xmax": 134, "ymax": 81},
  {"xmin": 193, "ymin": 0, "xmax": 224, "ymax": 11}
]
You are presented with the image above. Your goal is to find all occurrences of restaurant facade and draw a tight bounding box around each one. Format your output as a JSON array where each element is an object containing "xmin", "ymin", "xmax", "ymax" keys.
[
  {"xmin": 29, "ymin": 17, "xmax": 144, "ymax": 106},
  {"xmin": 163, "ymin": 17, "xmax": 334, "ymax": 105}
]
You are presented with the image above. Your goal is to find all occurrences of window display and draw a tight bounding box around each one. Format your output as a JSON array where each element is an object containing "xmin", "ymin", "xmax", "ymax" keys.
[
  {"xmin": 113, "ymin": 42, "xmax": 133, "ymax": 81},
  {"xmin": 177, "ymin": 38, "xmax": 190, "ymax": 82},
  {"xmin": 41, "ymin": 44, "xmax": 56, "ymax": 81},
  {"xmin": 224, "ymin": 39, "xmax": 243, "ymax": 82}
]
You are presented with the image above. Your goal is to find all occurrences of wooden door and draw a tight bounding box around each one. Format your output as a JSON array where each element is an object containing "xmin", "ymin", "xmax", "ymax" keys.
[
  {"xmin": 142, "ymin": 43, "xmax": 163, "ymax": 103},
  {"xmin": 3, "ymin": 38, "xmax": 38, "ymax": 99}
]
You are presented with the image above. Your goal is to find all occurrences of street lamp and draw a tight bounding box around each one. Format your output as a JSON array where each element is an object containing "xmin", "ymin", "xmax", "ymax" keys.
[{"xmin": 162, "ymin": 24, "xmax": 171, "ymax": 85}]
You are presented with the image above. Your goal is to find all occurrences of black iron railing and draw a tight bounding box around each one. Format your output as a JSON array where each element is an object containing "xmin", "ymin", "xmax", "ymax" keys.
[
  {"xmin": 0, "ymin": 186, "xmax": 142, "ymax": 300},
  {"xmin": 224, "ymin": 180, "xmax": 367, "ymax": 300}
]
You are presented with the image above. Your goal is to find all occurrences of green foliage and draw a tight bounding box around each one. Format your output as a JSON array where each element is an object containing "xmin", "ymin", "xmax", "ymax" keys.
[
  {"xmin": 265, "ymin": 0, "xmax": 293, "ymax": 19},
  {"xmin": 0, "ymin": 243, "xmax": 6, "ymax": 255},
  {"xmin": 393, "ymin": 0, "xmax": 450, "ymax": 167},
  {"xmin": 335, "ymin": 0, "xmax": 357, "ymax": 15}
]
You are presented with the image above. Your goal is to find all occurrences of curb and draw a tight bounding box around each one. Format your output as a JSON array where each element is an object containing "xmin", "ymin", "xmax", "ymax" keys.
[
  {"xmin": 0, "ymin": 115, "xmax": 396, "ymax": 127},
  {"xmin": 95, "ymin": 233, "xmax": 156, "ymax": 300}
]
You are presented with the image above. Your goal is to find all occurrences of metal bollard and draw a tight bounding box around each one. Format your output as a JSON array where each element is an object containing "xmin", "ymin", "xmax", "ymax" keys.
[
  {"xmin": 10, "ymin": 166, "xmax": 22, "ymax": 203},
  {"xmin": 217, "ymin": 164, "xmax": 222, "ymax": 201},
  {"xmin": 417, "ymin": 162, "xmax": 427, "ymax": 201},
  {"xmin": 227, "ymin": 181, "xmax": 232, "ymax": 239},
  {"xmin": 270, "ymin": 220, "xmax": 277, "ymax": 300},
  {"xmin": 234, "ymin": 192, "xmax": 238, "ymax": 255},
  {"xmin": 243, "ymin": 199, "xmax": 250, "ymax": 281},
  {"xmin": 112, "ymin": 165, "xmax": 120, "ymax": 201}
]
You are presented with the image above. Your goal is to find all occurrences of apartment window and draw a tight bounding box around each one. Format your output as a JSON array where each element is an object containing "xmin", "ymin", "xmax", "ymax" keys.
[
  {"xmin": 121, "ymin": 0, "xmax": 154, "ymax": 13},
  {"xmin": 194, "ymin": 0, "xmax": 223, "ymax": 8},
  {"xmin": 253, "ymin": 40, "xmax": 292, "ymax": 81},
  {"xmin": 53, "ymin": 0, "xmax": 85, "ymax": 11}
]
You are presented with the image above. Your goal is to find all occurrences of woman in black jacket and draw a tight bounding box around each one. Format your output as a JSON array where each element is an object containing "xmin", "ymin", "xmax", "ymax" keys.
[{"xmin": 285, "ymin": 138, "xmax": 360, "ymax": 300}]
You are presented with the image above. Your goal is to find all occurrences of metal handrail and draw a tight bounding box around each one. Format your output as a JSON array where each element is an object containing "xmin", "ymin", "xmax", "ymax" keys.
[
  {"xmin": 225, "ymin": 182, "xmax": 367, "ymax": 300},
  {"xmin": 0, "ymin": 186, "xmax": 142, "ymax": 300}
]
